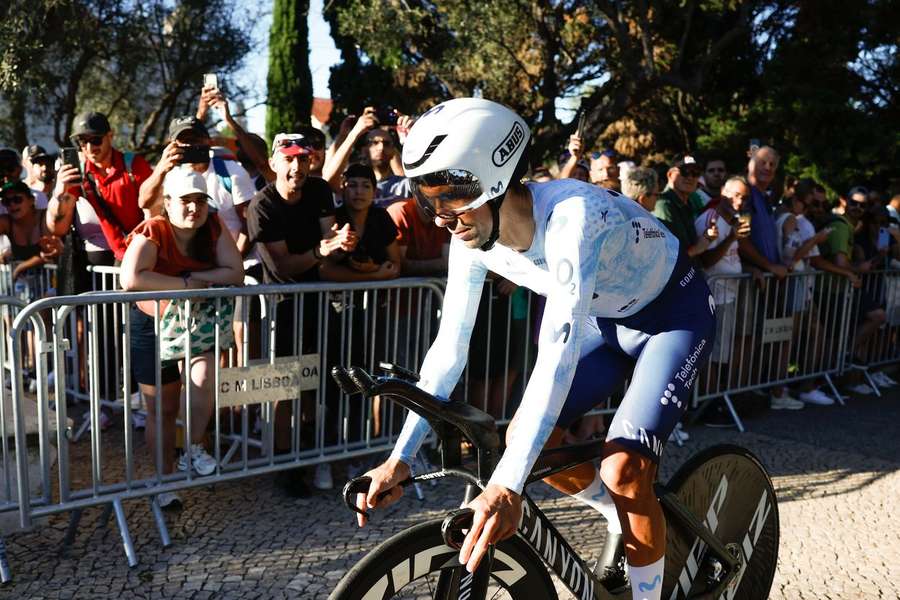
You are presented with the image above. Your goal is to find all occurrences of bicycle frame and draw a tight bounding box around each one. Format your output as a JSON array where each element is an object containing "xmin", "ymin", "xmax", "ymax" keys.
[{"xmin": 333, "ymin": 365, "xmax": 742, "ymax": 600}]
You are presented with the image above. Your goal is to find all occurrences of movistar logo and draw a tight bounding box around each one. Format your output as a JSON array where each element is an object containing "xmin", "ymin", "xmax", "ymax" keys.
[{"xmin": 492, "ymin": 122, "xmax": 525, "ymax": 166}]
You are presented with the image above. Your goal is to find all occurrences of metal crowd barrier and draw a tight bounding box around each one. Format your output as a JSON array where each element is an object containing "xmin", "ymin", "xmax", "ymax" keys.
[
  {"xmin": 3, "ymin": 278, "xmax": 444, "ymax": 574},
  {"xmin": 0, "ymin": 262, "xmax": 56, "ymax": 302},
  {"xmin": 843, "ymin": 268, "xmax": 900, "ymax": 395}
]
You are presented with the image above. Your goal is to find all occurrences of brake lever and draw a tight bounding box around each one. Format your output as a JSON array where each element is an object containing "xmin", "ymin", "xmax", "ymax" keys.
[
  {"xmin": 342, "ymin": 475, "xmax": 413, "ymax": 518},
  {"xmin": 441, "ymin": 508, "xmax": 475, "ymax": 550}
]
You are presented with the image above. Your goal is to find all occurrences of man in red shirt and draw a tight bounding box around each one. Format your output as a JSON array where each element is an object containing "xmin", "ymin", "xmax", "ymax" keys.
[
  {"xmin": 387, "ymin": 197, "xmax": 449, "ymax": 275},
  {"xmin": 48, "ymin": 112, "xmax": 151, "ymax": 263}
]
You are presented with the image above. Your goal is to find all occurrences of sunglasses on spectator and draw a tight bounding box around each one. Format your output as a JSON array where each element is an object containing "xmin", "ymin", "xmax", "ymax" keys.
[
  {"xmin": 590, "ymin": 150, "xmax": 616, "ymax": 160},
  {"xmin": 1, "ymin": 194, "xmax": 28, "ymax": 207},
  {"xmin": 76, "ymin": 136, "xmax": 105, "ymax": 147},
  {"xmin": 679, "ymin": 168, "xmax": 702, "ymax": 178},
  {"xmin": 847, "ymin": 201, "xmax": 866, "ymax": 210}
]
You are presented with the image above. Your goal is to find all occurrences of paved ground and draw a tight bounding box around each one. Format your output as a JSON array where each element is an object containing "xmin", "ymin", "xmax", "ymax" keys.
[{"xmin": 1, "ymin": 379, "xmax": 898, "ymax": 599}]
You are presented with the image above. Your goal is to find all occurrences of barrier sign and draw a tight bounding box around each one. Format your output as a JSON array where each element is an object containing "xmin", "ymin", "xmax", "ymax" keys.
[
  {"xmin": 761, "ymin": 317, "xmax": 793, "ymax": 344},
  {"xmin": 218, "ymin": 355, "xmax": 320, "ymax": 407}
]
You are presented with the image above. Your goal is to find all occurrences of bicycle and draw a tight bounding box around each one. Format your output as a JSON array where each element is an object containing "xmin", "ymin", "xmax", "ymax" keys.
[{"xmin": 329, "ymin": 363, "xmax": 779, "ymax": 600}]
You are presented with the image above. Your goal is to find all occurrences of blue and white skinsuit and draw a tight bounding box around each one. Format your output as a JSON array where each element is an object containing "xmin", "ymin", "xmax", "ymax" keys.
[{"xmin": 391, "ymin": 179, "xmax": 716, "ymax": 494}]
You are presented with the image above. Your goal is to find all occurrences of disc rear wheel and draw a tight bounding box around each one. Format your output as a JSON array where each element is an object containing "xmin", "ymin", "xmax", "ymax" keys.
[{"xmin": 662, "ymin": 444, "xmax": 779, "ymax": 599}]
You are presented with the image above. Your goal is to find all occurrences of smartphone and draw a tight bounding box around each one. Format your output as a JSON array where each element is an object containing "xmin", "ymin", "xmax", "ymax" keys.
[
  {"xmin": 575, "ymin": 109, "xmax": 587, "ymax": 139},
  {"xmin": 179, "ymin": 145, "xmax": 211, "ymax": 164},
  {"xmin": 375, "ymin": 106, "xmax": 399, "ymax": 126},
  {"xmin": 60, "ymin": 147, "xmax": 82, "ymax": 183},
  {"xmin": 749, "ymin": 138, "xmax": 760, "ymax": 153},
  {"xmin": 203, "ymin": 73, "xmax": 218, "ymax": 90}
]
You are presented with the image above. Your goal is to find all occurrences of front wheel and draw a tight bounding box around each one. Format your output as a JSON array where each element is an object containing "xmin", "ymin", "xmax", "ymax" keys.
[
  {"xmin": 329, "ymin": 518, "xmax": 557, "ymax": 600},
  {"xmin": 663, "ymin": 444, "xmax": 780, "ymax": 599}
]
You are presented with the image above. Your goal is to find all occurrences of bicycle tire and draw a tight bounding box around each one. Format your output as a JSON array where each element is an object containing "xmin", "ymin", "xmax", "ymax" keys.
[
  {"xmin": 329, "ymin": 518, "xmax": 558, "ymax": 600},
  {"xmin": 662, "ymin": 444, "xmax": 779, "ymax": 599}
]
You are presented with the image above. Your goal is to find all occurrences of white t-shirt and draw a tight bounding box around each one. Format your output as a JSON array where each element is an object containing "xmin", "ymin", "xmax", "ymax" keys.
[
  {"xmin": 776, "ymin": 212, "xmax": 820, "ymax": 272},
  {"xmin": 694, "ymin": 208, "xmax": 740, "ymax": 304},
  {"xmin": 200, "ymin": 159, "xmax": 256, "ymax": 240}
]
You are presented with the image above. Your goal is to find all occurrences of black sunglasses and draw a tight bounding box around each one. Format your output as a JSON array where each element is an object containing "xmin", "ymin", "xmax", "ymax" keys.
[
  {"xmin": 76, "ymin": 136, "xmax": 104, "ymax": 147},
  {"xmin": 1, "ymin": 194, "xmax": 28, "ymax": 207}
]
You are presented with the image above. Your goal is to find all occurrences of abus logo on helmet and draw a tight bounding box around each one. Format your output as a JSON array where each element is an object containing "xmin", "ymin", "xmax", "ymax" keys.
[{"xmin": 492, "ymin": 122, "xmax": 525, "ymax": 166}]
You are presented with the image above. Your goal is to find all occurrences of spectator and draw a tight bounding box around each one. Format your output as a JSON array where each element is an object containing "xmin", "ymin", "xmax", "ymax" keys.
[
  {"xmin": 775, "ymin": 180, "xmax": 835, "ymax": 405},
  {"xmin": 387, "ymin": 197, "xmax": 450, "ymax": 276},
  {"xmin": 558, "ymin": 151, "xmax": 590, "ymax": 182},
  {"xmin": 558, "ymin": 135, "xmax": 587, "ymax": 180},
  {"xmin": 697, "ymin": 157, "xmax": 727, "ymax": 206},
  {"xmin": 246, "ymin": 132, "xmax": 357, "ymax": 496},
  {"xmin": 694, "ymin": 177, "xmax": 750, "ymax": 398},
  {"xmin": 0, "ymin": 180, "xmax": 60, "ymax": 299},
  {"xmin": 589, "ymin": 149, "xmax": 620, "ymax": 191},
  {"xmin": 21, "ymin": 145, "xmax": 54, "ymax": 208},
  {"xmin": 621, "ymin": 166, "xmax": 659, "ymax": 212},
  {"xmin": 738, "ymin": 145, "xmax": 799, "ymax": 409},
  {"xmin": 47, "ymin": 111, "xmax": 151, "ymax": 265},
  {"xmin": 806, "ymin": 185, "xmax": 885, "ymax": 393},
  {"xmin": 120, "ymin": 167, "xmax": 243, "ymax": 509},
  {"xmin": 320, "ymin": 164, "xmax": 400, "ymax": 282},
  {"xmin": 320, "ymin": 164, "xmax": 401, "ymax": 464},
  {"xmin": 887, "ymin": 194, "xmax": 900, "ymax": 228},
  {"xmin": 654, "ymin": 156, "xmax": 718, "ymax": 257},
  {"xmin": 325, "ymin": 109, "xmax": 414, "ymax": 206},
  {"xmin": 140, "ymin": 117, "xmax": 256, "ymax": 256}
]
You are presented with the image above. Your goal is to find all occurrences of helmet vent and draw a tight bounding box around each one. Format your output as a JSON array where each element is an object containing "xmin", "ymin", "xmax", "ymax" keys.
[{"xmin": 403, "ymin": 134, "xmax": 448, "ymax": 169}]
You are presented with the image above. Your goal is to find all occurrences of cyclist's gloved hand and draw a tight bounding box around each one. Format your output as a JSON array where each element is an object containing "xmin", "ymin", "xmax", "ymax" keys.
[
  {"xmin": 356, "ymin": 458, "xmax": 411, "ymax": 528},
  {"xmin": 459, "ymin": 483, "xmax": 522, "ymax": 573}
]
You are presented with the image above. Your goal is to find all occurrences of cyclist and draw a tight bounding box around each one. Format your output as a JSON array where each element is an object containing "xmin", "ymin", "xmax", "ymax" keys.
[{"xmin": 355, "ymin": 98, "xmax": 715, "ymax": 600}]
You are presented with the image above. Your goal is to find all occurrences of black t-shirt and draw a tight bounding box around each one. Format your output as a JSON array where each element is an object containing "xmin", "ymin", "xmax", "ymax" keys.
[
  {"xmin": 335, "ymin": 205, "xmax": 398, "ymax": 265},
  {"xmin": 248, "ymin": 178, "xmax": 335, "ymax": 283}
]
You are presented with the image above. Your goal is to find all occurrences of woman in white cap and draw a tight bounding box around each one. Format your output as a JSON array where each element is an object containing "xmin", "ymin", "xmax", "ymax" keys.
[{"xmin": 120, "ymin": 166, "xmax": 243, "ymax": 509}]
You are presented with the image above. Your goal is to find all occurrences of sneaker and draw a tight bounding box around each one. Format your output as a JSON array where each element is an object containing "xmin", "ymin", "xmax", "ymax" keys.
[
  {"xmin": 177, "ymin": 444, "xmax": 217, "ymax": 476},
  {"xmin": 156, "ymin": 492, "xmax": 182, "ymax": 511},
  {"xmin": 798, "ymin": 389, "xmax": 835, "ymax": 406},
  {"xmin": 313, "ymin": 463, "xmax": 334, "ymax": 490},
  {"xmin": 871, "ymin": 371, "xmax": 898, "ymax": 388},
  {"xmin": 769, "ymin": 394, "xmax": 804, "ymax": 410},
  {"xmin": 131, "ymin": 410, "xmax": 147, "ymax": 429},
  {"xmin": 847, "ymin": 383, "xmax": 874, "ymax": 395}
]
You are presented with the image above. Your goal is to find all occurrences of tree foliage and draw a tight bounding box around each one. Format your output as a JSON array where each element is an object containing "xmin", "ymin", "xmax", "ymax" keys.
[
  {"xmin": 328, "ymin": 0, "xmax": 900, "ymax": 193},
  {"xmin": 266, "ymin": 0, "xmax": 313, "ymax": 141},
  {"xmin": 0, "ymin": 0, "xmax": 256, "ymax": 154}
]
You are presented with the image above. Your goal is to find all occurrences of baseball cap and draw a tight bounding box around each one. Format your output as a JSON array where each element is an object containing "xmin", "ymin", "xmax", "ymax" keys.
[
  {"xmin": 163, "ymin": 166, "xmax": 210, "ymax": 200},
  {"xmin": 23, "ymin": 145, "xmax": 52, "ymax": 162},
  {"xmin": 343, "ymin": 163, "xmax": 377, "ymax": 187},
  {"xmin": 847, "ymin": 185, "xmax": 869, "ymax": 200},
  {"xmin": 271, "ymin": 133, "xmax": 313, "ymax": 156},
  {"xmin": 167, "ymin": 116, "xmax": 210, "ymax": 141},
  {"xmin": 71, "ymin": 112, "xmax": 111, "ymax": 139}
]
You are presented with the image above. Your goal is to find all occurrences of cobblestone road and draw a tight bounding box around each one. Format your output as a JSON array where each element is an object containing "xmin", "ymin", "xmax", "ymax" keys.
[{"xmin": 1, "ymin": 383, "xmax": 898, "ymax": 599}]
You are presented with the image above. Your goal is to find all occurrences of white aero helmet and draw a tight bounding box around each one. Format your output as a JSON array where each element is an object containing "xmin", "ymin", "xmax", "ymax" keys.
[{"xmin": 403, "ymin": 98, "xmax": 530, "ymax": 249}]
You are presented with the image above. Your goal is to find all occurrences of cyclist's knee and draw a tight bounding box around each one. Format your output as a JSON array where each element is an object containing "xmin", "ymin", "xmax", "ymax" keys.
[{"xmin": 599, "ymin": 448, "xmax": 656, "ymax": 499}]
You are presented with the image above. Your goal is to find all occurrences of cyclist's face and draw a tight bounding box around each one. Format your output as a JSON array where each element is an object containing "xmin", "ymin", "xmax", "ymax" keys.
[{"xmin": 433, "ymin": 201, "xmax": 492, "ymax": 249}]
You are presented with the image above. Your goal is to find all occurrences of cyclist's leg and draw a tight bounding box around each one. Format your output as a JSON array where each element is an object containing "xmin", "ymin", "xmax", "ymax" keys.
[{"xmin": 601, "ymin": 323, "xmax": 714, "ymax": 598}]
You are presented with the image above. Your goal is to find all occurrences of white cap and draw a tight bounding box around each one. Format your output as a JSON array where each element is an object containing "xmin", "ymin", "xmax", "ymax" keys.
[{"xmin": 163, "ymin": 166, "xmax": 209, "ymax": 199}]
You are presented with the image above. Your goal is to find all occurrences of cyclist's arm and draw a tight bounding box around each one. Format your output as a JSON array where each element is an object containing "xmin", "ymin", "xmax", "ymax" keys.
[
  {"xmin": 490, "ymin": 199, "xmax": 600, "ymax": 494},
  {"xmin": 389, "ymin": 238, "xmax": 488, "ymax": 466}
]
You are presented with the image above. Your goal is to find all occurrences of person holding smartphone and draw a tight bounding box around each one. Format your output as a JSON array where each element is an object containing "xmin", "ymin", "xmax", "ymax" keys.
[{"xmin": 46, "ymin": 111, "xmax": 151, "ymax": 265}]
